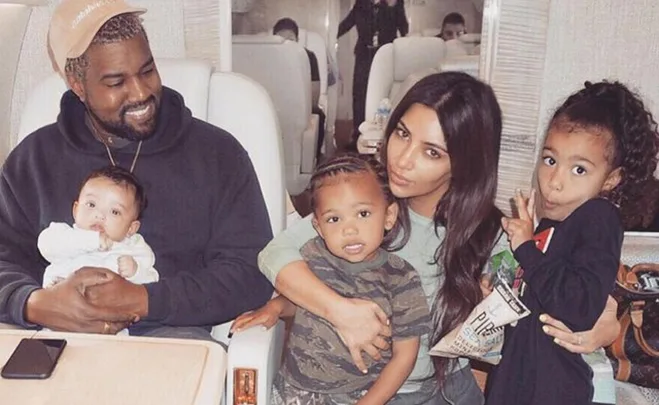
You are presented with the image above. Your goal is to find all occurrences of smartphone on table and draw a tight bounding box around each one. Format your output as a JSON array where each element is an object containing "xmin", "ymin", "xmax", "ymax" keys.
[{"xmin": 1, "ymin": 338, "xmax": 67, "ymax": 379}]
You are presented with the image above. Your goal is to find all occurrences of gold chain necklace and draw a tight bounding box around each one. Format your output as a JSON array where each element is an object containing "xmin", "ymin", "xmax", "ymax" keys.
[{"xmin": 103, "ymin": 140, "xmax": 143, "ymax": 173}]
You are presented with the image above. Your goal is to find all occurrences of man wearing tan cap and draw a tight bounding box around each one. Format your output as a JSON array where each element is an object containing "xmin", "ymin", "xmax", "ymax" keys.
[{"xmin": 0, "ymin": 0, "xmax": 274, "ymax": 339}]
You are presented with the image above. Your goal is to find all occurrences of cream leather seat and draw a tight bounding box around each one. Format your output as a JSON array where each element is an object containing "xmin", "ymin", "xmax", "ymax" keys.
[
  {"xmin": 16, "ymin": 58, "xmax": 286, "ymax": 405},
  {"xmin": 420, "ymin": 29, "xmax": 481, "ymax": 54},
  {"xmin": 298, "ymin": 28, "xmax": 329, "ymax": 115},
  {"xmin": 438, "ymin": 54, "xmax": 480, "ymax": 78},
  {"xmin": 0, "ymin": 2, "xmax": 33, "ymax": 159},
  {"xmin": 364, "ymin": 36, "xmax": 446, "ymax": 126},
  {"xmin": 297, "ymin": 27, "xmax": 339, "ymax": 155},
  {"xmin": 444, "ymin": 38, "xmax": 470, "ymax": 58},
  {"xmin": 232, "ymin": 35, "xmax": 319, "ymax": 196},
  {"xmin": 207, "ymin": 70, "xmax": 286, "ymax": 405}
]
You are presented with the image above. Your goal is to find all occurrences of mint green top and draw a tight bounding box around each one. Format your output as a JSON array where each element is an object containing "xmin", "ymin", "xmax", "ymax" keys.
[{"xmin": 259, "ymin": 209, "xmax": 508, "ymax": 392}]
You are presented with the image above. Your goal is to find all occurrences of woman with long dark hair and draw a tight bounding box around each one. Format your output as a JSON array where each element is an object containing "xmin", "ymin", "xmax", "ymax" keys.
[
  {"xmin": 379, "ymin": 72, "xmax": 504, "ymax": 386},
  {"xmin": 248, "ymin": 72, "xmax": 620, "ymax": 404}
]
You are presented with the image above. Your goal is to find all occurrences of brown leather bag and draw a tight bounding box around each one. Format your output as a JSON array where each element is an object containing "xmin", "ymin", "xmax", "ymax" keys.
[{"xmin": 605, "ymin": 263, "xmax": 659, "ymax": 388}]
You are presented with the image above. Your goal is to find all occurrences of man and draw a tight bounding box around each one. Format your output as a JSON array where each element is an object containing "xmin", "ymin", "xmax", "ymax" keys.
[
  {"xmin": 437, "ymin": 12, "xmax": 466, "ymax": 41},
  {"xmin": 273, "ymin": 18, "xmax": 326, "ymax": 159},
  {"xmin": 0, "ymin": 0, "xmax": 273, "ymax": 340},
  {"xmin": 337, "ymin": 0, "xmax": 408, "ymax": 149}
]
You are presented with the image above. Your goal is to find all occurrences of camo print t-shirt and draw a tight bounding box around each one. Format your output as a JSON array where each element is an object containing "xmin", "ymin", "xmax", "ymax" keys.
[{"xmin": 280, "ymin": 237, "xmax": 431, "ymax": 395}]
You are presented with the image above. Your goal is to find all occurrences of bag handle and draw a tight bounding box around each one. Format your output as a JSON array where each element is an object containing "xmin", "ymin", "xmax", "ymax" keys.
[
  {"xmin": 630, "ymin": 263, "xmax": 659, "ymax": 275},
  {"xmin": 619, "ymin": 263, "xmax": 659, "ymax": 292},
  {"xmin": 629, "ymin": 301, "xmax": 659, "ymax": 357}
]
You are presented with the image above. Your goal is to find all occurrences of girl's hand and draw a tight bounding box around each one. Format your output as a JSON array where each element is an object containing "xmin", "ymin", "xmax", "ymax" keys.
[
  {"xmin": 540, "ymin": 296, "xmax": 620, "ymax": 353},
  {"xmin": 99, "ymin": 232, "xmax": 113, "ymax": 251},
  {"xmin": 480, "ymin": 273, "xmax": 494, "ymax": 298},
  {"xmin": 501, "ymin": 189, "xmax": 536, "ymax": 251}
]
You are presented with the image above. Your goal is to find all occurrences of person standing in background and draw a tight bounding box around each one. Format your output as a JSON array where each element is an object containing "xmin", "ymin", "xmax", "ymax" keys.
[{"xmin": 338, "ymin": 0, "xmax": 408, "ymax": 149}]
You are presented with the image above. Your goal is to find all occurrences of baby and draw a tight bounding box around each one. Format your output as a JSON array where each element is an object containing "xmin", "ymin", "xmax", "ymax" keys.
[{"xmin": 39, "ymin": 166, "xmax": 158, "ymax": 290}]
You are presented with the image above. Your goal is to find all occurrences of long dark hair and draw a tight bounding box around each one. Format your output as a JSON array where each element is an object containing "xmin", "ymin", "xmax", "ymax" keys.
[
  {"xmin": 549, "ymin": 81, "xmax": 659, "ymax": 229},
  {"xmin": 380, "ymin": 72, "xmax": 503, "ymax": 383}
]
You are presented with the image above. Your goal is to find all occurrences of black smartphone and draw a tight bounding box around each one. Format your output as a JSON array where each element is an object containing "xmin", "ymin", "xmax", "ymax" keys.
[{"xmin": 1, "ymin": 338, "xmax": 67, "ymax": 379}]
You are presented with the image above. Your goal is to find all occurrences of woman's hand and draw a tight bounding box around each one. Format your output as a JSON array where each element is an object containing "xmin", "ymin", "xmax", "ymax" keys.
[
  {"xmin": 328, "ymin": 297, "xmax": 392, "ymax": 374},
  {"xmin": 230, "ymin": 296, "xmax": 291, "ymax": 334},
  {"xmin": 540, "ymin": 296, "xmax": 620, "ymax": 353}
]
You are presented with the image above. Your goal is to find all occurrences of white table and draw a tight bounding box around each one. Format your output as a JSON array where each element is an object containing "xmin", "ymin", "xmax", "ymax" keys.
[{"xmin": 0, "ymin": 329, "xmax": 227, "ymax": 405}]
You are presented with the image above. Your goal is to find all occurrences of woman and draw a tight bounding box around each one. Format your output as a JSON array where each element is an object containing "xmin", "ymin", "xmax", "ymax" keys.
[{"xmin": 253, "ymin": 72, "xmax": 619, "ymax": 404}]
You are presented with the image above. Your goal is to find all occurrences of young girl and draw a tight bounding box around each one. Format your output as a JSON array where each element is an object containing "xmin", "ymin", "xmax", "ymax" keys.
[
  {"xmin": 39, "ymin": 166, "xmax": 158, "ymax": 289},
  {"xmin": 233, "ymin": 155, "xmax": 430, "ymax": 405},
  {"xmin": 486, "ymin": 80, "xmax": 659, "ymax": 405}
]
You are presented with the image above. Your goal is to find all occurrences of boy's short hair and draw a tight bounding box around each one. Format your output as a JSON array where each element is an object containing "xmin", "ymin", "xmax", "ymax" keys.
[
  {"xmin": 308, "ymin": 154, "xmax": 395, "ymax": 212},
  {"xmin": 79, "ymin": 166, "xmax": 147, "ymax": 219},
  {"xmin": 308, "ymin": 154, "xmax": 400, "ymax": 248},
  {"xmin": 273, "ymin": 17, "xmax": 299, "ymax": 38},
  {"xmin": 442, "ymin": 12, "xmax": 465, "ymax": 27}
]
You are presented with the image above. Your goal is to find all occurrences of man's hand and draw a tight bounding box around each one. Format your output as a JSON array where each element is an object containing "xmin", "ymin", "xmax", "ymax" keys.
[
  {"xmin": 327, "ymin": 298, "xmax": 392, "ymax": 374},
  {"xmin": 25, "ymin": 267, "xmax": 135, "ymax": 334},
  {"xmin": 117, "ymin": 255, "xmax": 138, "ymax": 278},
  {"xmin": 84, "ymin": 269, "xmax": 148, "ymax": 320},
  {"xmin": 501, "ymin": 189, "xmax": 535, "ymax": 251}
]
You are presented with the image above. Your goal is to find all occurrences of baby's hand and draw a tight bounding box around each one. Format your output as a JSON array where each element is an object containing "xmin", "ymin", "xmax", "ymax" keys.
[
  {"xmin": 118, "ymin": 255, "xmax": 138, "ymax": 278},
  {"xmin": 501, "ymin": 189, "xmax": 535, "ymax": 251},
  {"xmin": 99, "ymin": 233, "xmax": 113, "ymax": 251}
]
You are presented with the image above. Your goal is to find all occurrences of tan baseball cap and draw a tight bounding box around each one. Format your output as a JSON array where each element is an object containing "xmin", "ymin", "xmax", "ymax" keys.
[{"xmin": 48, "ymin": 0, "xmax": 146, "ymax": 75}]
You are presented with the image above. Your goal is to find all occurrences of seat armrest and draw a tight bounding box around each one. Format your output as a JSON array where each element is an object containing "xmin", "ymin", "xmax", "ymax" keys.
[
  {"xmin": 213, "ymin": 321, "xmax": 286, "ymax": 405},
  {"xmin": 301, "ymin": 115, "xmax": 320, "ymax": 174}
]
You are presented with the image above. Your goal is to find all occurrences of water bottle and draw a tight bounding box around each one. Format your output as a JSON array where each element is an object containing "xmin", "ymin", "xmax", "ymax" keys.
[
  {"xmin": 373, "ymin": 98, "xmax": 392, "ymax": 130},
  {"xmin": 373, "ymin": 106, "xmax": 385, "ymax": 129}
]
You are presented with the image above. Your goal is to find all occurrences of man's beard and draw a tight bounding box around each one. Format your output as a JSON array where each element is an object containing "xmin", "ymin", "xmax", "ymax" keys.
[{"xmin": 87, "ymin": 96, "xmax": 159, "ymax": 142}]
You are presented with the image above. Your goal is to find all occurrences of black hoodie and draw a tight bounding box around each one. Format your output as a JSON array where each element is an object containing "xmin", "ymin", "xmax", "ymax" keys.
[{"xmin": 0, "ymin": 87, "xmax": 273, "ymax": 328}]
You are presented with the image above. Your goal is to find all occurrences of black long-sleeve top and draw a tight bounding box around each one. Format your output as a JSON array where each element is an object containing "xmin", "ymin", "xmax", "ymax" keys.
[
  {"xmin": 485, "ymin": 198, "xmax": 622, "ymax": 405},
  {"xmin": 0, "ymin": 88, "xmax": 274, "ymax": 329},
  {"xmin": 337, "ymin": 0, "xmax": 409, "ymax": 54}
]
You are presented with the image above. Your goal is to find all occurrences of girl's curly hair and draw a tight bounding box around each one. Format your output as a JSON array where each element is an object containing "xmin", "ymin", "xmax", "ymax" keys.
[{"xmin": 550, "ymin": 80, "xmax": 659, "ymax": 229}]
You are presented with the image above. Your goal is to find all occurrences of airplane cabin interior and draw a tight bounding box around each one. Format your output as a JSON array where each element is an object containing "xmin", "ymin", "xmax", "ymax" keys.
[{"xmin": 0, "ymin": 0, "xmax": 658, "ymax": 404}]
